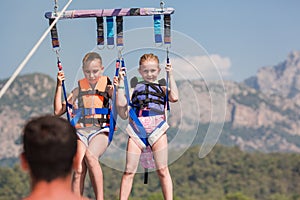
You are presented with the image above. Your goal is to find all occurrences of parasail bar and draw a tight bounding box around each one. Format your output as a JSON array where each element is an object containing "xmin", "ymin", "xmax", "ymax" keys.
[{"xmin": 45, "ymin": 8, "xmax": 175, "ymax": 20}]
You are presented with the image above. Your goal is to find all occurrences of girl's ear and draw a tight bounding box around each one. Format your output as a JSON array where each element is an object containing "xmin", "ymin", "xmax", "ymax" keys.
[{"xmin": 20, "ymin": 152, "xmax": 29, "ymax": 171}]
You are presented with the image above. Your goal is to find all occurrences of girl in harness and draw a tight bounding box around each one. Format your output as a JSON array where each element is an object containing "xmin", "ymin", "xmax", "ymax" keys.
[
  {"xmin": 115, "ymin": 53, "xmax": 179, "ymax": 200},
  {"xmin": 54, "ymin": 52, "xmax": 113, "ymax": 200}
]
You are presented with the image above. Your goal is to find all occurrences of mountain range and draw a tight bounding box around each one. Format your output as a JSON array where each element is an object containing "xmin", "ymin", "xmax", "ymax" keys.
[{"xmin": 1, "ymin": 51, "xmax": 300, "ymax": 165}]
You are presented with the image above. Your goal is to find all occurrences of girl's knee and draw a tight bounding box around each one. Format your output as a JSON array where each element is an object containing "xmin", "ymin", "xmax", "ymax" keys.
[
  {"xmin": 73, "ymin": 167, "xmax": 86, "ymax": 179},
  {"xmin": 123, "ymin": 171, "xmax": 136, "ymax": 179},
  {"xmin": 85, "ymin": 150, "xmax": 99, "ymax": 163},
  {"xmin": 156, "ymin": 166, "xmax": 170, "ymax": 178}
]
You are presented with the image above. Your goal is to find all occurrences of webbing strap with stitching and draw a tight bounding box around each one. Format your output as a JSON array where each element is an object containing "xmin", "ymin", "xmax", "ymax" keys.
[
  {"xmin": 49, "ymin": 19, "xmax": 60, "ymax": 48},
  {"xmin": 70, "ymin": 108, "xmax": 110, "ymax": 127},
  {"xmin": 106, "ymin": 17, "xmax": 114, "ymax": 46},
  {"xmin": 129, "ymin": 109, "xmax": 149, "ymax": 146},
  {"xmin": 96, "ymin": 17, "xmax": 104, "ymax": 47},
  {"xmin": 116, "ymin": 16, "xmax": 123, "ymax": 47},
  {"xmin": 108, "ymin": 59, "xmax": 120, "ymax": 143},
  {"xmin": 164, "ymin": 14, "xmax": 171, "ymax": 45},
  {"xmin": 153, "ymin": 15, "xmax": 162, "ymax": 44}
]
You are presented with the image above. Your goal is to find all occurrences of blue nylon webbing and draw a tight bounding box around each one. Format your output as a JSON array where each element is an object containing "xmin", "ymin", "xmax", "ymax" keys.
[
  {"xmin": 153, "ymin": 15, "xmax": 162, "ymax": 44},
  {"xmin": 129, "ymin": 109, "xmax": 149, "ymax": 146},
  {"xmin": 70, "ymin": 108, "xmax": 110, "ymax": 127},
  {"xmin": 106, "ymin": 17, "xmax": 114, "ymax": 46},
  {"xmin": 121, "ymin": 59, "xmax": 131, "ymax": 104},
  {"xmin": 108, "ymin": 60, "xmax": 120, "ymax": 143}
]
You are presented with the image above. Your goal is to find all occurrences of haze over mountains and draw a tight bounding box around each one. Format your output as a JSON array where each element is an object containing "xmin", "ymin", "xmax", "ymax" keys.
[{"xmin": 1, "ymin": 51, "xmax": 300, "ymax": 164}]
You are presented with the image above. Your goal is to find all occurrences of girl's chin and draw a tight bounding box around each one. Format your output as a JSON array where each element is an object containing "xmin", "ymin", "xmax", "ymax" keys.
[
  {"xmin": 145, "ymin": 79, "xmax": 155, "ymax": 83},
  {"xmin": 88, "ymin": 80, "xmax": 97, "ymax": 85}
]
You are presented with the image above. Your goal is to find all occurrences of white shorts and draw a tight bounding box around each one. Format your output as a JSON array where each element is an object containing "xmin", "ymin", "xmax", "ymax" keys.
[{"xmin": 76, "ymin": 127, "xmax": 109, "ymax": 146}]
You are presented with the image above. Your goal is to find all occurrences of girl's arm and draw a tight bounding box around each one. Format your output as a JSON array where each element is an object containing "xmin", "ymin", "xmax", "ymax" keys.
[
  {"xmin": 114, "ymin": 71, "xmax": 129, "ymax": 119},
  {"xmin": 166, "ymin": 63, "xmax": 179, "ymax": 102},
  {"xmin": 54, "ymin": 71, "xmax": 67, "ymax": 116},
  {"xmin": 53, "ymin": 71, "xmax": 75, "ymax": 116}
]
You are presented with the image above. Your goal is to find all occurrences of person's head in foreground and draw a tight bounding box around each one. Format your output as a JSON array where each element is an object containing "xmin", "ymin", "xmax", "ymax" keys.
[{"xmin": 20, "ymin": 115, "xmax": 81, "ymax": 200}]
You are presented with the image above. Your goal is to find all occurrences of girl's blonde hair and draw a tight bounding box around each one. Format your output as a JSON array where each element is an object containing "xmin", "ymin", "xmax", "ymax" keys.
[
  {"xmin": 139, "ymin": 53, "xmax": 160, "ymax": 67},
  {"xmin": 82, "ymin": 52, "xmax": 102, "ymax": 68}
]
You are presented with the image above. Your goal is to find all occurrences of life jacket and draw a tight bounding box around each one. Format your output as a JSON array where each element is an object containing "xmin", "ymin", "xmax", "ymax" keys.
[
  {"xmin": 131, "ymin": 81, "xmax": 166, "ymax": 116},
  {"xmin": 126, "ymin": 80, "xmax": 169, "ymax": 149},
  {"xmin": 73, "ymin": 76, "xmax": 110, "ymax": 129}
]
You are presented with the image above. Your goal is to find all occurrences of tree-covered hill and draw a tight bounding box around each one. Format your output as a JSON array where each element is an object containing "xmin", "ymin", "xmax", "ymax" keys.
[{"xmin": 1, "ymin": 145, "xmax": 300, "ymax": 200}]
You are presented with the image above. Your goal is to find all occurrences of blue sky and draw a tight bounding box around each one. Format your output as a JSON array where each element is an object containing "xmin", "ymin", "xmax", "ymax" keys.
[{"xmin": 1, "ymin": 0, "xmax": 300, "ymax": 88}]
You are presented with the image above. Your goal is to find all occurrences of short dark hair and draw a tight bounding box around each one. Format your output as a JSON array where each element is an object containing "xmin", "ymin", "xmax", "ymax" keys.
[{"xmin": 23, "ymin": 115, "xmax": 77, "ymax": 182}]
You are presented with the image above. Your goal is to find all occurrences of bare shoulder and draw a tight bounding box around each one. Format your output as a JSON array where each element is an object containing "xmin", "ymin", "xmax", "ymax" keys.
[
  {"xmin": 72, "ymin": 87, "xmax": 79, "ymax": 95},
  {"xmin": 71, "ymin": 87, "xmax": 79, "ymax": 98}
]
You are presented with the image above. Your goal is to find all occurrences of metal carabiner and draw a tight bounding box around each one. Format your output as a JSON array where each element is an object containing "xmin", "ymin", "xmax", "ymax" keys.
[
  {"xmin": 117, "ymin": 47, "xmax": 124, "ymax": 60},
  {"xmin": 54, "ymin": 0, "xmax": 59, "ymax": 16},
  {"xmin": 160, "ymin": 1, "xmax": 165, "ymax": 12}
]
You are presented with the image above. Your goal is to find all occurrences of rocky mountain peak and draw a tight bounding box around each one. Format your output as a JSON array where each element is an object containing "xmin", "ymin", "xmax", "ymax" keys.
[{"xmin": 245, "ymin": 51, "xmax": 300, "ymax": 103}]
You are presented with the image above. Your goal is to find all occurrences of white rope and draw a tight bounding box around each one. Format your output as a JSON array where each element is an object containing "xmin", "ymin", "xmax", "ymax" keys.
[{"xmin": 0, "ymin": 0, "xmax": 73, "ymax": 99}]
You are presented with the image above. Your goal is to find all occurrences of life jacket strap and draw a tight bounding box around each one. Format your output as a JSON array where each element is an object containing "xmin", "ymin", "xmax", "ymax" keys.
[
  {"xmin": 78, "ymin": 90, "xmax": 109, "ymax": 101},
  {"xmin": 70, "ymin": 108, "xmax": 110, "ymax": 127},
  {"xmin": 138, "ymin": 109, "xmax": 165, "ymax": 117},
  {"xmin": 78, "ymin": 118, "xmax": 109, "ymax": 125}
]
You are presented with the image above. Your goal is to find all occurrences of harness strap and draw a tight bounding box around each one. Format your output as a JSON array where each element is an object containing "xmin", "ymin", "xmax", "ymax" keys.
[
  {"xmin": 126, "ymin": 114, "xmax": 169, "ymax": 149},
  {"xmin": 133, "ymin": 99, "xmax": 165, "ymax": 110},
  {"xmin": 133, "ymin": 90, "xmax": 165, "ymax": 98},
  {"xmin": 70, "ymin": 108, "xmax": 110, "ymax": 127},
  {"xmin": 78, "ymin": 118, "xmax": 109, "ymax": 125},
  {"xmin": 147, "ymin": 120, "xmax": 169, "ymax": 146},
  {"xmin": 96, "ymin": 17, "xmax": 104, "ymax": 47},
  {"xmin": 79, "ymin": 90, "xmax": 109, "ymax": 100},
  {"xmin": 153, "ymin": 15, "xmax": 162, "ymax": 44},
  {"xmin": 163, "ymin": 14, "xmax": 171, "ymax": 45},
  {"xmin": 106, "ymin": 16, "xmax": 114, "ymax": 47},
  {"xmin": 129, "ymin": 108, "xmax": 149, "ymax": 146},
  {"xmin": 121, "ymin": 59, "xmax": 131, "ymax": 104},
  {"xmin": 138, "ymin": 109, "xmax": 165, "ymax": 117},
  {"xmin": 116, "ymin": 16, "xmax": 124, "ymax": 47},
  {"xmin": 108, "ymin": 59, "xmax": 120, "ymax": 144},
  {"xmin": 49, "ymin": 19, "xmax": 60, "ymax": 49}
]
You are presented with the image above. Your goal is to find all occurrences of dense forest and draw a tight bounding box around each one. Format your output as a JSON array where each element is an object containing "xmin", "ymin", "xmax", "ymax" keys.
[{"xmin": 1, "ymin": 145, "xmax": 300, "ymax": 200}]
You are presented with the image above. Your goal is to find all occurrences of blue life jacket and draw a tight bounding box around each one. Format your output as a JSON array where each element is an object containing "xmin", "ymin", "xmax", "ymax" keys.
[{"xmin": 131, "ymin": 81, "xmax": 166, "ymax": 116}]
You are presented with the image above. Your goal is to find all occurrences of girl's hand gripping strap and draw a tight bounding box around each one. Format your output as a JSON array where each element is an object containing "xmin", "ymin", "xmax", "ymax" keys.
[
  {"xmin": 57, "ymin": 59, "xmax": 71, "ymax": 122},
  {"xmin": 108, "ymin": 59, "xmax": 120, "ymax": 144}
]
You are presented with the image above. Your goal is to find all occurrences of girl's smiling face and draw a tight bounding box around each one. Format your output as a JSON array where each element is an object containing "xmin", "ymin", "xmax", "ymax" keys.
[
  {"xmin": 83, "ymin": 59, "xmax": 103, "ymax": 85},
  {"xmin": 139, "ymin": 59, "xmax": 161, "ymax": 83}
]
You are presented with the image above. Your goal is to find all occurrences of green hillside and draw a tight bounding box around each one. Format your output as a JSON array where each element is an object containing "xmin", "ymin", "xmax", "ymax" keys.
[{"xmin": 1, "ymin": 145, "xmax": 300, "ymax": 200}]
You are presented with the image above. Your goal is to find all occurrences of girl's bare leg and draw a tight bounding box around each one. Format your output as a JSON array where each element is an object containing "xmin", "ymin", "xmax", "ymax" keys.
[
  {"xmin": 72, "ymin": 139, "xmax": 87, "ymax": 196},
  {"xmin": 85, "ymin": 133, "xmax": 108, "ymax": 200},
  {"xmin": 152, "ymin": 133, "xmax": 173, "ymax": 200},
  {"xmin": 119, "ymin": 138, "xmax": 142, "ymax": 200}
]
